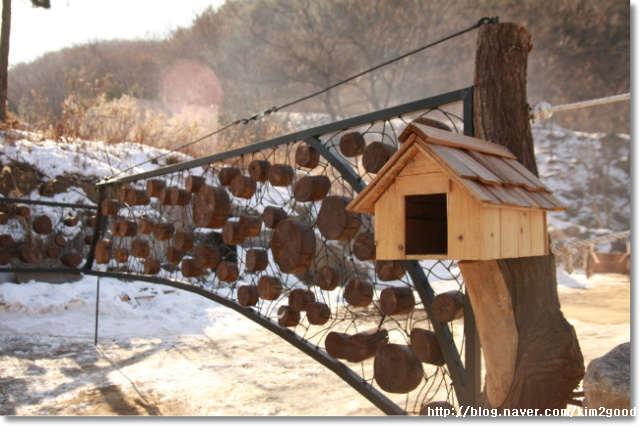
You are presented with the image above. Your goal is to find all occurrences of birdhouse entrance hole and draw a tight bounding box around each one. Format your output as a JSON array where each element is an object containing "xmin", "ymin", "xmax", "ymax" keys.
[{"xmin": 405, "ymin": 194, "xmax": 448, "ymax": 256}]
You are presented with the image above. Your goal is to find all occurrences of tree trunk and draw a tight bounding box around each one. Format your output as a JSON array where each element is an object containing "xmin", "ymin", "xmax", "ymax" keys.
[
  {"xmin": 0, "ymin": 0, "xmax": 10, "ymax": 122},
  {"xmin": 473, "ymin": 22, "xmax": 584, "ymax": 410}
]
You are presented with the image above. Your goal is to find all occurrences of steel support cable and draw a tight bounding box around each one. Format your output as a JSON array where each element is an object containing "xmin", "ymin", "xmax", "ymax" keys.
[{"xmin": 530, "ymin": 93, "xmax": 631, "ymax": 121}]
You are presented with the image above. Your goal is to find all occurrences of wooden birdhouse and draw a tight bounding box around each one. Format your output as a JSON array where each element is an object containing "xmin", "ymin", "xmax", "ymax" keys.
[{"xmin": 347, "ymin": 123, "xmax": 566, "ymax": 261}]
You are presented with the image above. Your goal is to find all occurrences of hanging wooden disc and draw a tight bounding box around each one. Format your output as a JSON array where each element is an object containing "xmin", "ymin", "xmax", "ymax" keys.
[
  {"xmin": 317, "ymin": 196, "xmax": 360, "ymax": 241},
  {"xmin": 345, "ymin": 328, "xmax": 388, "ymax": 363},
  {"xmin": 138, "ymin": 217, "xmax": 154, "ymax": 234},
  {"xmin": 115, "ymin": 248, "xmax": 129, "ymax": 263},
  {"xmin": 181, "ymin": 258, "xmax": 202, "ymax": 278},
  {"xmin": 237, "ymin": 285, "xmax": 259, "ymax": 307},
  {"xmin": 432, "ymin": 290, "xmax": 464, "ymax": 323},
  {"xmin": 339, "ymin": 132, "xmax": 366, "ymax": 157},
  {"xmin": 14, "ymin": 205, "xmax": 31, "ymax": 217},
  {"xmin": 295, "ymin": 143, "xmax": 320, "ymax": 169},
  {"xmin": 373, "ymin": 344, "xmax": 424, "ymax": 394},
  {"xmin": 229, "ymin": 175, "xmax": 257, "ymax": 199},
  {"xmin": 130, "ymin": 238, "xmax": 150, "ymax": 258},
  {"xmin": 248, "ymin": 159, "xmax": 271, "ymax": 183},
  {"xmin": 257, "ymin": 276, "xmax": 282, "ymax": 300},
  {"xmin": 32, "ymin": 215, "xmax": 53, "ymax": 235},
  {"xmin": 379, "ymin": 286, "xmax": 415, "ymax": 316},
  {"xmin": 0, "ymin": 234, "xmax": 13, "ymax": 247},
  {"xmin": 63, "ymin": 216, "xmax": 79, "ymax": 227},
  {"xmin": 410, "ymin": 328, "xmax": 445, "ymax": 366},
  {"xmin": 118, "ymin": 184, "xmax": 133, "ymax": 202},
  {"xmin": 318, "ymin": 265, "xmax": 341, "ymax": 291},
  {"xmin": 222, "ymin": 219, "xmax": 245, "ymax": 245},
  {"xmin": 185, "ymin": 175, "xmax": 206, "ymax": 193},
  {"xmin": 144, "ymin": 258, "xmax": 161, "ymax": 275},
  {"xmin": 419, "ymin": 401, "xmax": 455, "ymax": 416},
  {"xmin": 146, "ymin": 179, "xmax": 166, "ymax": 197},
  {"xmin": 19, "ymin": 243, "xmax": 40, "ymax": 263},
  {"xmin": 0, "ymin": 252, "xmax": 11, "ymax": 265},
  {"xmin": 246, "ymin": 249, "xmax": 269, "ymax": 271},
  {"xmin": 288, "ymin": 288, "xmax": 315, "ymax": 312},
  {"xmin": 217, "ymin": 261, "xmax": 239, "ymax": 282},
  {"xmin": 170, "ymin": 188, "xmax": 191, "ymax": 206},
  {"xmin": 362, "ymin": 142, "xmax": 396, "ymax": 174},
  {"xmin": 237, "ymin": 217, "xmax": 260, "ymax": 241},
  {"xmin": 277, "ymin": 305, "xmax": 300, "ymax": 328},
  {"xmin": 95, "ymin": 239, "xmax": 112, "ymax": 264},
  {"xmin": 194, "ymin": 244, "xmax": 221, "ymax": 269},
  {"xmin": 268, "ymin": 164, "xmax": 294, "ymax": 187},
  {"xmin": 153, "ymin": 223, "xmax": 175, "ymax": 241},
  {"xmin": 45, "ymin": 246, "xmax": 60, "ymax": 259},
  {"xmin": 125, "ymin": 189, "xmax": 150, "ymax": 206},
  {"xmin": 158, "ymin": 186, "xmax": 173, "ymax": 205},
  {"xmin": 375, "ymin": 260, "xmax": 406, "ymax": 281},
  {"xmin": 410, "ymin": 116, "xmax": 452, "ymax": 133},
  {"xmin": 85, "ymin": 215, "xmax": 97, "ymax": 227},
  {"xmin": 344, "ymin": 279, "xmax": 374, "ymax": 307},
  {"xmin": 174, "ymin": 230, "xmax": 196, "ymax": 251},
  {"xmin": 119, "ymin": 220, "xmax": 138, "ymax": 237},
  {"xmin": 101, "ymin": 199, "xmax": 122, "ymax": 216},
  {"xmin": 219, "ymin": 167, "xmax": 241, "ymax": 186},
  {"xmin": 193, "ymin": 185, "xmax": 231, "ymax": 229},
  {"xmin": 262, "ymin": 206, "xmax": 287, "ymax": 229},
  {"xmin": 83, "ymin": 235, "xmax": 93, "ymax": 245},
  {"xmin": 352, "ymin": 232, "xmax": 376, "ymax": 261},
  {"xmin": 306, "ymin": 302, "xmax": 331, "ymax": 326},
  {"xmin": 271, "ymin": 219, "xmax": 316, "ymax": 274},
  {"xmin": 325, "ymin": 332, "xmax": 350, "ymax": 359},
  {"xmin": 110, "ymin": 219, "xmax": 122, "ymax": 237},
  {"xmin": 293, "ymin": 175, "xmax": 331, "ymax": 202},
  {"xmin": 0, "ymin": 212, "xmax": 8, "ymax": 225},
  {"xmin": 166, "ymin": 246, "xmax": 185, "ymax": 264},
  {"xmin": 61, "ymin": 253, "xmax": 83, "ymax": 268}
]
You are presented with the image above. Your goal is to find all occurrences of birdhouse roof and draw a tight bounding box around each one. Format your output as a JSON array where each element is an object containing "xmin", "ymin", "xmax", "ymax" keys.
[{"xmin": 347, "ymin": 123, "xmax": 567, "ymax": 213}]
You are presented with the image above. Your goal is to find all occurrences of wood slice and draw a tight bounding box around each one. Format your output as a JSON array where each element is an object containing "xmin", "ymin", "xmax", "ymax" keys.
[
  {"xmin": 19, "ymin": 243, "xmax": 40, "ymax": 263},
  {"xmin": 110, "ymin": 219, "xmax": 122, "ymax": 236},
  {"xmin": 130, "ymin": 238, "xmax": 150, "ymax": 258},
  {"xmin": 419, "ymin": 401, "xmax": 455, "ymax": 416},
  {"xmin": 379, "ymin": 286, "xmax": 415, "ymax": 316},
  {"xmin": 306, "ymin": 302, "xmax": 330, "ymax": 325},
  {"xmin": 410, "ymin": 328, "xmax": 445, "ymax": 366},
  {"xmin": 432, "ymin": 290, "xmax": 464, "ymax": 323},
  {"xmin": 61, "ymin": 253, "xmax": 83, "ymax": 268},
  {"xmin": 185, "ymin": 175, "xmax": 206, "ymax": 193},
  {"xmin": 229, "ymin": 175, "xmax": 256, "ymax": 199},
  {"xmin": 95, "ymin": 239, "xmax": 112, "ymax": 264},
  {"xmin": 153, "ymin": 223, "xmax": 175, "ymax": 241},
  {"xmin": 262, "ymin": 206, "xmax": 287, "ymax": 229},
  {"xmin": 345, "ymin": 328, "xmax": 388, "ymax": 363},
  {"xmin": 115, "ymin": 248, "xmax": 129, "ymax": 263},
  {"xmin": 166, "ymin": 246, "xmax": 185, "ymax": 264},
  {"xmin": 158, "ymin": 186, "xmax": 173, "ymax": 205},
  {"xmin": 271, "ymin": 219, "xmax": 316, "ymax": 274},
  {"xmin": 181, "ymin": 258, "xmax": 202, "ymax": 278},
  {"xmin": 318, "ymin": 265, "xmax": 340, "ymax": 291},
  {"xmin": 362, "ymin": 142, "xmax": 396, "ymax": 174},
  {"xmin": 0, "ymin": 212, "xmax": 8, "ymax": 225},
  {"xmin": 257, "ymin": 276, "xmax": 282, "ymax": 300},
  {"xmin": 125, "ymin": 189, "xmax": 150, "ymax": 206},
  {"xmin": 288, "ymin": 288, "xmax": 315, "ymax": 312},
  {"xmin": 237, "ymin": 285, "xmax": 259, "ymax": 307},
  {"xmin": 0, "ymin": 234, "xmax": 13, "ymax": 247},
  {"xmin": 45, "ymin": 246, "xmax": 60, "ymax": 259},
  {"xmin": 353, "ymin": 232, "xmax": 376, "ymax": 261},
  {"xmin": 246, "ymin": 249, "xmax": 269, "ymax": 271},
  {"xmin": 317, "ymin": 196, "xmax": 360, "ymax": 241},
  {"xmin": 222, "ymin": 220, "xmax": 245, "ymax": 245},
  {"xmin": 101, "ymin": 199, "xmax": 121, "ymax": 216},
  {"xmin": 15, "ymin": 205, "xmax": 31, "ymax": 217},
  {"xmin": 238, "ymin": 215, "xmax": 262, "ymax": 239},
  {"xmin": 84, "ymin": 235, "xmax": 93, "ymax": 245},
  {"xmin": 138, "ymin": 218, "xmax": 154, "ymax": 234},
  {"xmin": 63, "ymin": 216, "xmax": 79, "ymax": 227},
  {"xmin": 146, "ymin": 179, "xmax": 166, "ymax": 197},
  {"xmin": 119, "ymin": 220, "xmax": 138, "ymax": 237},
  {"xmin": 0, "ymin": 252, "xmax": 11, "ymax": 265},
  {"xmin": 170, "ymin": 188, "xmax": 191, "ymax": 206},
  {"xmin": 85, "ymin": 215, "xmax": 97, "ymax": 227},
  {"xmin": 194, "ymin": 244, "xmax": 221, "ymax": 269},
  {"xmin": 375, "ymin": 260, "xmax": 406, "ymax": 281},
  {"xmin": 277, "ymin": 305, "xmax": 300, "ymax": 328},
  {"xmin": 325, "ymin": 332, "xmax": 350, "ymax": 359},
  {"xmin": 295, "ymin": 143, "xmax": 320, "ymax": 169},
  {"xmin": 32, "ymin": 215, "xmax": 53, "ymax": 235},
  {"xmin": 339, "ymin": 132, "xmax": 366, "ymax": 157},
  {"xmin": 219, "ymin": 167, "xmax": 241, "ymax": 186},
  {"xmin": 217, "ymin": 261, "xmax": 239, "ymax": 282},
  {"xmin": 410, "ymin": 116, "xmax": 452, "ymax": 133},
  {"xmin": 174, "ymin": 230, "xmax": 196, "ymax": 251},
  {"xmin": 373, "ymin": 344, "xmax": 424, "ymax": 394},
  {"xmin": 118, "ymin": 184, "xmax": 133, "ymax": 202},
  {"xmin": 293, "ymin": 175, "xmax": 331, "ymax": 202},
  {"xmin": 144, "ymin": 258, "xmax": 161, "ymax": 275},
  {"xmin": 268, "ymin": 164, "xmax": 294, "ymax": 187},
  {"xmin": 248, "ymin": 159, "xmax": 271, "ymax": 182},
  {"xmin": 344, "ymin": 279, "xmax": 373, "ymax": 307},
  {"xmin": 193, "ymin": 185, "xmax": 231, "ymax": 229}
]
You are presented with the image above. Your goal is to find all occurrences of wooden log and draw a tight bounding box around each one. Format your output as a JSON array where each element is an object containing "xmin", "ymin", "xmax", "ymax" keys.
[
  {"xmin": 125, "ymin": 189, "xmax": 150, "ymax": 206},
  {"xmin": 193, "ymin": 185, "xmax": 231, "ymax": 229},
  {"xmin": 262, "ymin": 206, "xmax": 287, "ymax": 229},
  {"xmin": 61, "ymin": 253, "xmax": 83, "ymax": 268},
  {"xmin": 166, "ymin": 246, "xmax": 185, "ymax": 264},
  {"xmin": 19, "ymin": 243, "xmax": 40, "ymax": 263},
  {"xmin": 0, "ymin": 252, "xmax": 11, "ymax": 265},
  {"xmin": 295, "ymin": 143, "xmax": 320, "ymax": 169},
  {"xmin": 339, "ymin": 132, "xmax": 366, "ymax": 157},
  {"xmin": 318, "ymin": 265, "xmax": 341, "ymax": 291},
  {"xmin": 14, "ymin": 205, "xmax": 31, "ymax": 217},
  {"xmin": 246, "ymin": 248, "xmax": 269, "ymax": 271},
  {"xmin": 158, "ymin": 186, "xmax": 173, "ymax": 205},
  {"xmin": 410, "ymin": 328, "xmax": 445, "ymax": 366},
  {"xmin": 32, "ymin": 215, "xmax": 53, "ymax": 235},
  {"xmin": 45, "ymin": 246, "xmax": 60, "ymax": 259},
  {"xmin": 248, "ymin": 159, "xmax": 271, "ymax": 182},
  {"xmin": 95, "ymin": 239, "xmax": 112, "ymax": 264},
  {"xmin": 375, "ymin": 260, "xmax": 405, "ymax": 281},
  {"xmin": 257, "ymin": 276, "xmax": 282, "ymax": 300},
  {"xmin": 194, "ymin": 244, "xmax": 221, "ymax": 269},
  {"xmin": 217, "ymin": 261, "xmax": 239, "ymax": 282},
  {"xmin": 174, "ymin": 230, "xmax": 196, "ymax": 251},
  {"xmin": 85, "ymin": 215, "xmax": 96, "ymax": 227},
  {"xmin": 271, "ymin": 219, "xmax": 316, "ymax": 274},
  {"xmin": 277, "ymin": 305, "xmax": 300, "ymax": 327},
  {"xmin": 345, "ymin": 328, "xmax": 388, "ymax": 363},
  {"xmin": 144, "ymin": 258, "xmax": 161, "ymax": 275},
  {"xmin": 229, "ymin": 175, "xmax": 257, "ymax": 199},
  {"xmin": 170, "ymin": 187, "xmax": 191, "ymax": 206},
  {"xmin": 119, "ymin": 220, "xmax": 138, "ymax": 237},
  {"xmin": 325, "ymin": 331, "xmax": 350, "ymax": 359},
  {"xmin": 379, "ymin": 286, "xmax": 415, "ymax": 316},
  {"xmin": 352, "ymin": 232, "xmax": 376, "ymax": 261},
  {"xmin": 410, "ymin": 116, "xmax": 452, "ymax": 133},
  {"xmin": 101, "ymin": 199, "xmax": 121, "ymax": 216},
  {"xmin": 362, "ymin": 142, "xmax": 396, "ymax": 174},
  {"xmin": 288, "ymin": 288, "xmax": 315, "ymax": 312},
  {"xmin": 222, "ymin": 219, "xmax": 244, "ymax": 245},
  {"xmin": 181, "ymin": 258, "xmax": 202, "ymax": 278},
  {"xmin": 268, "ymin": 164, "xmax": 294, "ymax": 187},
  {"xmin": 130, "ymin": 238, "xmax": 150, "ymax": 259},
  {"xmin": 431, "ymin": 290, "xmax": 464, "ymax": 323},
  {"xmin": 219, "ymin": 167, "xmax": 241, "ymax": 186},
  {"xmin": 110, "ymin": 219, "xmax": 122, "ymax": 236},
  {"xmin": 54, "ymin": 234, "xmax": 67, "ymax": 247},
  {"xmin": 293, "ymin": 175, "xmax": 331, "ymax": 202},
  {"xmin": 118, "ymin": 184, "xmax": 133, "ymax": 202},
  {"xmin": 153, "ymin": 223, "xmax": 175, "ymax": 241},
  {"xmin": 317, "ymin": 196, "xmax": 360, "ymax": 241},
  {"xmin": 63, "ymin": 216, "xmax": 79, "ymax": 227},
  {"xmin": 0, "ymin": 234, "xmax": 13, "ymax": 247},
  {"xmin": 306, "ymin": 302, "xmax": 330, "ymax": 325},
  {"xmin": 0, "ymin": 212, "xmax": 8, "ymax": 225},
  {"xmin": 419, "ymin": 401, "xmax": 455, "ymax": 416},
  {"xmin": 146, "ymin": 179, "xmax": 166, "ymax": 197},
  {"xmin": 185, "ymin": 175, "xmax": 206, "ymax": 193},
  {"xmin": 237, "ymin": 285, "xmax": 259, "ymax": 307},
  {"xmin": 138, "ymin": 217, "xmax": 154, "ymax": 234},
  {"xmin": 114, "ymin": 248, "xmax": 129, "ymax": 263},
  {"xmin": 344, "ymin": 279, "xmax": 374, "ymax": 307},
  {"xmin": 238, "ymin": 215, "xmax": 262, "ymax": 239},
  {"xmin": 373, "ymin": 343, "xmax": 424, "ymax": 393}
]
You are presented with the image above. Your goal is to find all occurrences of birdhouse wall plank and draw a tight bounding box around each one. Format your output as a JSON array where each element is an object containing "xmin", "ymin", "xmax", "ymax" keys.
[
  {"xmin": 481, "ymin": 207, "xmax": 502, "ymax": 259},
  {"xmin": 530, "ymin": 210, "xmax": 548, "ymax": 256},
  {"xmin": 395, "ymin": 173, "xmax": 448, "ymax": 196},
  {"xmin": 398, "ymin": 152, "xmax": 442, "ymax": 177},
  {"xmin": 374, "ymin": 184, "xmax": 405, "ymax": 260},
  {"xmin": 517, "ymin": 210, "xmax": 532, "ymax": 257},
  {"xmin": 499, "ymin": 208, "xmax": 520, "ymax": 258},
  {"xmin": 448, "ymin": 183, "xmax": 482, "ymax": 260}
]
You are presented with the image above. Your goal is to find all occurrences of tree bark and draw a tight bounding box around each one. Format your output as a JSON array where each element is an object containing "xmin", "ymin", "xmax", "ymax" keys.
[
  {"xmin": 473, "ymin": 22, "xmax": 584, "ymax": 410},
  {"xmin": 0, "ymin": 0, "xmax": 10, "ymax": 122}
]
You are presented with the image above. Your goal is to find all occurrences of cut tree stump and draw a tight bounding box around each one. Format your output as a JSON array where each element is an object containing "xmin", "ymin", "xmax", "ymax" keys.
[
  {"xmin": 229, "ymin": 175, "xmax": 257, "ymax": 199},
  {"xmin": 410, "ymin": 328, "xmax": 445, "ymax": 366},
  {"xmin": 295, "ymin": 143, "xmax": 320, "ymax": 169},
  {"xmin": 306, "ymin": 302, "xmax": 331, "ymax": 325},
  {"xmin": 119, "ymin": 220, "xmax": 138, "ymax": 237},
  {"xmin": 144, "ymin": 258, "xmax": 161, "ymax": 275},
  {"xmin": 268, "ymin": 164, "xmax": 294, "ymax": 187},
  {"xmin": 174, "ymin": 230, "xmax": 196, "ymax": 251},
  {"xmin": 238, "ymin": 215, "xmax": 262, "ymax": 239},
  {"xmin": 373, "ymin": 343, "xmax": 423, "ymax": 394},
  {"xmin": 19, "ymin": 243, "xmax": 40, "ymax": 263},
  {"xmin": 293, "ymin": 175, "xmax": 331, "ymax": 202},
  {"xmin": 375, "ymin": 260, "xmax": 405, "ymax": 281},
  {"xmin": 217, "ymin": 261, "xmax": 239, "ymax": 282},
  {"xmin": 288, "ymin": 288, "xmax": 315, "ymax": 312},
  {"xmin": 271, "ymin": 219, "xmax": 316, "ymax": 274},
  {"xmin": 353, "ymin": 232, "xmax": 376, "ymax": 261},
  {"xmin": 170, "ymin": 188, "xmax": 191, "ymax": 206},
  {"xmin": 194, "ymin": 244, "xmax": 221, "ymax": 269},
  {"xmin": 185, "ymin": 175, "xmax": 206, "ymax": 193},
  {"xmin": 262, "ymin": 206, "xmax": 288, "ymax": 229},
  {"xmin": 362, "ymin": 142, "xmax": 396, "ymax": 174},
  {"xmin": 317, "ymin": 196, "xmax": 360, "ymax": 241},
  {"xmin": 246, "ymin": 249, "xmax": 269, "ymax": 271},
  {"xmin": 277, "ymin": 305, "xmax": 300, "ymax": 327},
  {"xmin": 101, "ymin": 200, "xmax": 121, "ymax": 216},
  {"xmin": 237, "ymin": 285, "xmax": 259, "ymax": 307},
  {"xmin": 153, "ymin": 223, "xmax": 175, "ymax": 241},
  {"xmin": 379, "ymin": 286, "xmax": 415, "ymax": 316},
  {"xmin": 219, "ymin": 167, "xmax": 241, "ymax": 186},
  {"xmin": 95, "ymin": 239, "xmax": 112, "ymax": 264},
  {"xmin": 248, "ymin": 159, "xmax": 271, "ymax": 182},
  {"xmin": 146, "ymin": 179, "xmax": 166, "ymax": 197},
  {"xmin": 181, "ymin": 258, "xmax": 202, "ymax": 278},
  {"xmin": 32, "ymin": 215, "xmax": 53, "ymax": 235},
  {"xmin": 61, "ymin": 253, "xmax": 83, "ymax": 268},
  {"xmin": 431, "ymin": 290, "xmax": 464, "ymax": 323},
  {"xmin": 345, "ymin": 328, "xmax": 388, "ymax": 363},
  {"xmin": 340, "ymin": 132, "xmax": 366, "ymax": 157},
  {"xmin": 257, "ymin": 276, "xmax": 283, "ymax": 300},
  {"xmin": 344, "ymin": 279, "xmax": 374, "ymax": 307},
  {"xmin": 166, "ymin": 246, "xmax": 185, "ymax": 264},
  {"xmin": 318, "ymin": 265, "xmax": 341, "ymax": 291},
  {"xmin": 193, "ymin": 185, "xmax": 231, "ymax": 229},
  {"xmin": 130, "ymin": 239, "xmax": 150, "ymax": 258}
]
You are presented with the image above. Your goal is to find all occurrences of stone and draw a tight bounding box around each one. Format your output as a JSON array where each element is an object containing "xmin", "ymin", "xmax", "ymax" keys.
[{"xmin": 583, "ymin": 342, "xmax": 630, "ymax": 411}]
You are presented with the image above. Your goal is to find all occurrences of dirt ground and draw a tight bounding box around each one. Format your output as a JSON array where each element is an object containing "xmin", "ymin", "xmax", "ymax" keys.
[{"xmin": 0, "ymin": 273, "xmax": 631, "ymax": 417}]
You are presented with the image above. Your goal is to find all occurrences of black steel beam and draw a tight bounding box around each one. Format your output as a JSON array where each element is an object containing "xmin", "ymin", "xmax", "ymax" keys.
[{"xmin": 0, "ymin": 197, "xmax": 97, "ymax": 210}]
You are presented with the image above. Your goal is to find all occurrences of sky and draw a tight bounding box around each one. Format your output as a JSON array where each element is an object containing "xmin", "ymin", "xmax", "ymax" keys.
[{"xmin": 10, "ymin": 0, "xmax": 227, "ymax": 65}]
